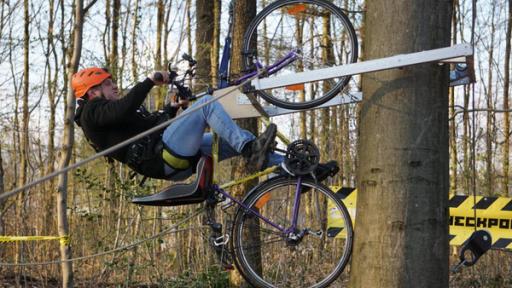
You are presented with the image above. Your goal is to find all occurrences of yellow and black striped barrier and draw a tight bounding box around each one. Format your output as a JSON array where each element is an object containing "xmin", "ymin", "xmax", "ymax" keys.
[
  {"xmin": 328, "ymin": 187, "xmax": 512, "ymax": 250},
  {"xmin": 0, "ymin": 235, "xmax": 69, "ymax": 245},
  {"xmin": 449, "ymin": 194, "xmax": 512, "ymax": 249}
]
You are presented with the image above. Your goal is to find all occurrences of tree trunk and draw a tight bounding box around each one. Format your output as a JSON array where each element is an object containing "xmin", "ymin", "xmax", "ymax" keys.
[
  {"xmin": 229, "ymin": 1, "xmax": 258, "ymax": 286},
  {"xmin": 0, "ymin": 143, "xmax": 5, "ymax": 261},
  {"xmin": 155, "ymin": 0, "xmax": 164, "ymax": 109},
  {"xmin": 308, "ymin": 18, "xmax": 316, "ymax": 142},
  {"xmin": 56, "ymin": 0, "xmax": 93, "ymax": 286},
  {"xmin": 130, "ymin": 0, "xmax": 140, "ymax": 82},
  {"xmin": 186, "ymin": 0, "xmax": 193, "ymax": 89},
  {"xmin": 485, "ymin": 2, "xmax": 496, "ymax": 196},
  {"xmin": 15, "ymin": 0, "xmax": 31, "ymax": 282},
  {"xmin": 502, "ymin": 0, "xmax": 511, "ymax": 196},
  {"xmin": 163, "ymin": 0, "xmax": 173, "ymax": 80},
  {"xmin": 46, "ymin": 0, "xmax": 59, "ymax": 178},
  {"xmin": 103, "ymin": 0, "xmax": 111, "ymax": 68},
  {"xmin": 349, "ymin": 1, "xmax": 451, "ymax": 287},
  {"xmin": 20, "ymin": 0, "xmax": 29, "ymax": 192},
  {"xmin": 211, "ymin": 0, "xmax": 221, "ymax": 87},
  {"xmin": 110, "ymin": 0, "xmax": 120, "ymax": 81},
  {"xmin": 195, "ymin": 0, "xmax": 215, "ymax": 91},
  {"xmin": 320, "ymin": 12, "xmax": 333, "ymax": 162},
  {"xmin": 295, "ymin": 14, "xmax": 307, "ymax": 139},
  {"xmin": 463, "ymin": 86, "xmax": 470, "ymax": 192},
  {"xmin": 449, "ymin": 1, "xmax": 458, "ymax": 195}
]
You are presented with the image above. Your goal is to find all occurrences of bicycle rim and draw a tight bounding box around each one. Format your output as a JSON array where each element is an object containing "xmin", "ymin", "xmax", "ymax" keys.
[
  {"xmin": 243, "ymin": 0, "xmax": 358, "ymax": 110},
  {"xmin": 231, "ymin": 178, "xmax": 353, "ymax": 288}
]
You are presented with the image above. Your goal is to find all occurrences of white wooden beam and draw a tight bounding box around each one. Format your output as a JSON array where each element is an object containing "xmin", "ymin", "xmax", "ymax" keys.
[{"xmin": 251, "ymin": 44, "xmax": 473, "ymax": 91}]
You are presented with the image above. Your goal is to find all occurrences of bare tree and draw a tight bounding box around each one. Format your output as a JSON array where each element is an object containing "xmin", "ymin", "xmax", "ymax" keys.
[
  {"xmin": 56, "ymin": 0, "xmax": 98, "ymax": 286},
  {"xmin": 349, "ymin": 0, "xmax": 451, "ymax": 287},
  {"xmin": 485, "ymin": 1, "xmax": 497, "ymax": 196},
  {"xmin": 502, "ymin": 0, "xmax": 511, "ymax": 196},
  {"xmin": 154, "ymin": 0, "xmax": 165, "ymax": 109},
  {"xmin": 130, "ymin": 0, "xmax": 140, "ymax": 82},
  {"xmin": 229, "ymin": 1, "xmax": 259, "ymax": 286},
  {"xmin": 195, "ymin": 0, "xmax": 215, "ymax": 91},
  {"xmin": 0, "ymin": 143, "xmax": 5, "ymax": 262},
  {"xmin": 449, "ymin": 0, "xmax": 459, "ymax": 194},
  {"xmin": 110, "ymin": 0, "xmax": 120, "ymax": 81},
  {"xmin": 211, "ymin": 0, "xmax": 221, "ymax": 87},
  {"xmin": 14, "ymin": 0, "xmax": 31, "ymax": 283}
]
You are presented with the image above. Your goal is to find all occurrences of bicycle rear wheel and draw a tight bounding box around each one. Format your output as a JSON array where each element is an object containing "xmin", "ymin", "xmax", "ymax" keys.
[
  {"xmin": 243, "ymin": 0, "xmax": 358, "ymax": 110},
  {"xmin": 231, "ymin": 177, "xmax": 353, "ymax": 288}
]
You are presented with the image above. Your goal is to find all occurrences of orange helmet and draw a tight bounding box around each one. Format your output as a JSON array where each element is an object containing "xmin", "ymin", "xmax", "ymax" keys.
[{"xmin": 71, "ymin": 67, "xmax": 111, "ymax": 98}]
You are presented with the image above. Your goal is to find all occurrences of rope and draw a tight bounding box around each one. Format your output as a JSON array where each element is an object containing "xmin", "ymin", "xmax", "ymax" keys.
[
  {"xmin": 0, "ymin": 235, "xmax": 69, "ymax": 245},
  {"xmin": 0, "ymin": 207, "xmax": 205, "ymax": 266},
  {"xmin": 0, "ymin": 69, "xmax": 266, "ymax": 202}
]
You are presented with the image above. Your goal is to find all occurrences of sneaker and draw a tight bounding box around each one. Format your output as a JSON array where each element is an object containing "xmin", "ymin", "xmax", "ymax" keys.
[{"xmin": 242, "ymin": 124, "xmax": 277, "ymax": 171}]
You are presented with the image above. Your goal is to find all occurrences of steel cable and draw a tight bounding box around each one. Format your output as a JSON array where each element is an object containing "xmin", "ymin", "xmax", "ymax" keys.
[
  {"xmin": 0, "ymin": 70, "xmax": 266, "ymax": 201},
  {"xmin": 0, "ymin": 207, "xmax": 206, "ymax": 266}
]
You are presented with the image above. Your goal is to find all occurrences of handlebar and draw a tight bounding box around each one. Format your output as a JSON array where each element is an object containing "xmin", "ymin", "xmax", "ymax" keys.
[{"xmin": 151, "ymin": 53, "xmax": 199, "ymax": 102}]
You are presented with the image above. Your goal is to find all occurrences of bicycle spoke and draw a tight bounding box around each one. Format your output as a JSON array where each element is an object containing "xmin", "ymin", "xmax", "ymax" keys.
[
  {"xmin": 232, "ymin": 177, "xmax": 353, "ymax": 287},
  {"xmin": 243, "ymin": 0, "xmax": 358, "ymax": 110},
  {"xmin": 232, "ymin": 237, "xmax": 284, "ymax": 251}
]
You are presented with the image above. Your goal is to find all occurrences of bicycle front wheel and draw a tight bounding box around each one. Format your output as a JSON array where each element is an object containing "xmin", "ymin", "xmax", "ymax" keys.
[
  {"xmin": 231, "ymin": 177, "xmax": 353, "ymax": 288},
  {"xmin": 243, "ymin": 0, "xmax": 358, "ymax": 110}
]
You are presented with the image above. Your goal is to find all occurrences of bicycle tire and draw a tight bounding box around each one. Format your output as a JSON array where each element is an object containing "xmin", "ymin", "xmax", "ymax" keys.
[
  {"xmin": 243, "ymin": 0, "xmax": 358, "ymax": 110},
  {"xmin": 231, "ymin": 177, "xmax": 353, "ymax": 288}
]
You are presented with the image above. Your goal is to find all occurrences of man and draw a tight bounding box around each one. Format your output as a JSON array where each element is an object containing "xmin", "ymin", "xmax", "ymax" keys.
[
  {"xmin": 73, "ymin": 67, "xmax": 279, "ymax": 180},
  {"xmin": 73, "ymin": 67, "xmax": 338, "ymax": 182}
]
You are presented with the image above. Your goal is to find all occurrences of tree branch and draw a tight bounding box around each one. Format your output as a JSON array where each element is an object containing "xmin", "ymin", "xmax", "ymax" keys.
[
  {"xmin": 84, "ymin": 0, "xmax": 98, "ymax": 14},
  {"xmin": 449, "ymin": 108, "xmax": 512, "ymax": 121}
]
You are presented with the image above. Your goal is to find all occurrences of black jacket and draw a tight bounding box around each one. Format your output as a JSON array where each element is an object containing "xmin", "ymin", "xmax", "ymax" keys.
[{"xmin": 74, "ymin": 78, "xmax": 178, "ymax": 179}]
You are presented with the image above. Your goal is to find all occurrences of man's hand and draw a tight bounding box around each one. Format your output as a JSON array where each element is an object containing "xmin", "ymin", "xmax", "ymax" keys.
[{"xmin": 148, "ymin": 71, "xmax": 177, "ymax": 85}]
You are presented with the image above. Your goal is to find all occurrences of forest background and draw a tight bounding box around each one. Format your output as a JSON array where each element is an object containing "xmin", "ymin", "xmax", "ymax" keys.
[{"xmin": 0, "ymin": 0, "xmax": 510, "ymax": 287}]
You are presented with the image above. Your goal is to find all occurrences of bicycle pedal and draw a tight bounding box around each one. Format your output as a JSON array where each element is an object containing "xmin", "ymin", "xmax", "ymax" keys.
[{"xmin": 213, "ymin": 234, "xmax": 230, "ymax": 247}]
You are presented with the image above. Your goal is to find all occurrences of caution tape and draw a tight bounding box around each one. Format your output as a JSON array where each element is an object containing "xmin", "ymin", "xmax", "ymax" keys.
[
  {"xmin": 449, "ymin": 194, "xmax": 512, "ymax": 249},
  {"xmin": 327, "ymin": 187, "xmax": 512, "ymax": 250},
  {"xmin": 327, "ymin": 186, "xmax": 356, "ymax": 239},
  {"xmin": 0, "ymin": 235, "xmax": 69, "ymax": 245}
]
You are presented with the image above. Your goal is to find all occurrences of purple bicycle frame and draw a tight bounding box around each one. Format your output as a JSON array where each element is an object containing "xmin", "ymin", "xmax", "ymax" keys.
[
  {"xmin": 210, "ymin": 50, "xmax": 304, "ymax": 235},
  {"xmin": 212, "ymin": 176, "xmax": 304, "ymax": 235},
  {"xmin": 232, "ymin": 49, "xmax": 300, "ymax": 86}
]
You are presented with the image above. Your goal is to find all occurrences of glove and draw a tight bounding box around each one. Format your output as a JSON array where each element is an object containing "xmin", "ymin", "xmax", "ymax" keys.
[{"xmin": 150, "ymin": 71, "xmax": 178, "ymax": 85}]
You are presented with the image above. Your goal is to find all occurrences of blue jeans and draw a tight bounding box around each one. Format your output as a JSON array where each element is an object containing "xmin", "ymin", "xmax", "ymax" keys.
[{"xmin": 162, "ymin": 95, "xmax": 283, "ymax": 178}]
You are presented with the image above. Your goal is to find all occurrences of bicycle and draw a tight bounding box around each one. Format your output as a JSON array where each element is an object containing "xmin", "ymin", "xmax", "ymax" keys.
[
  {"xmin": 133, "ymin": 1, "xmax": 357, "ymax": 287},
  {"xmin": 132, "ymin": 138, "xmax": 353, "ymax": 288}
]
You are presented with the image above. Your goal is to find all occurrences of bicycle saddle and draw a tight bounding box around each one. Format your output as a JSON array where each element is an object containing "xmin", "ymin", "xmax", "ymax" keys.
[{"xmin": 132, "ymin": 157, "xmax": 213, "ymax": 207}]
